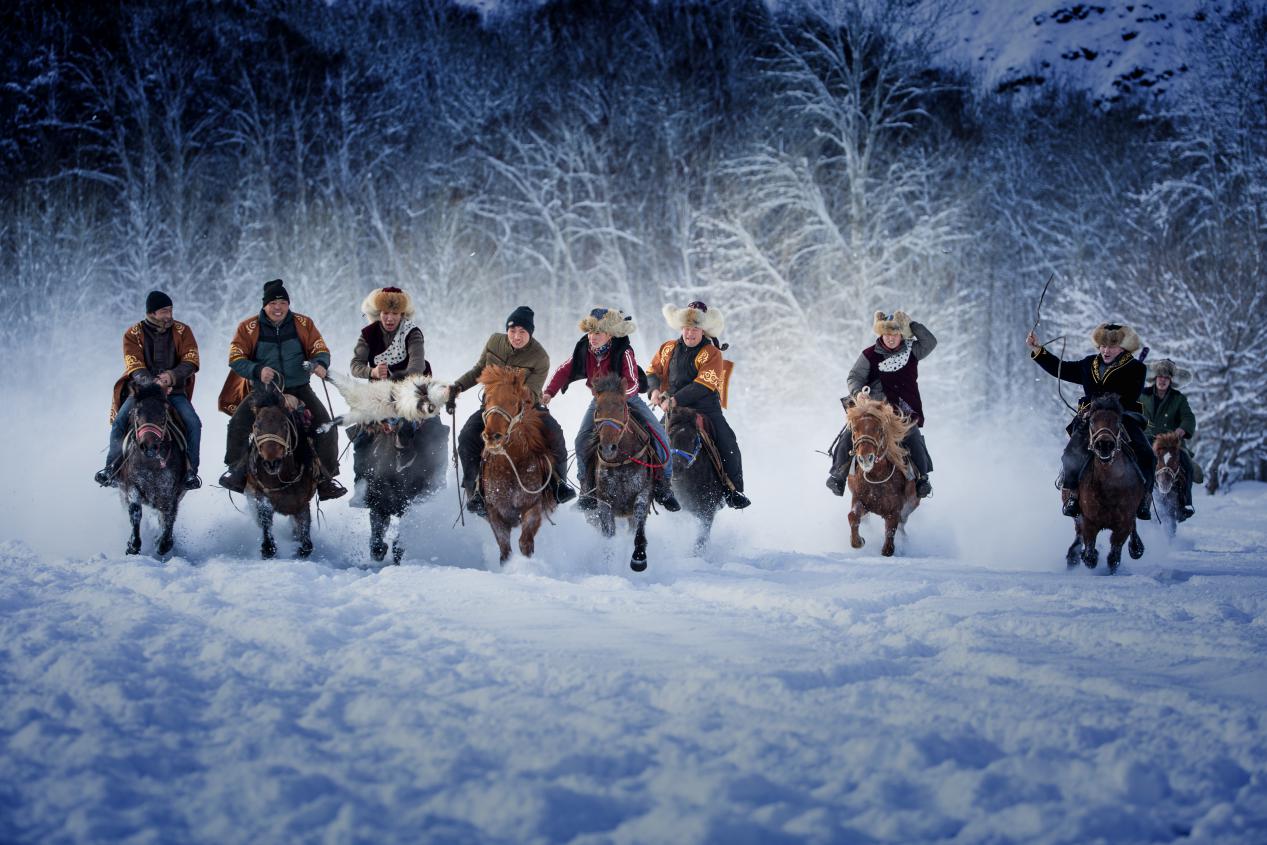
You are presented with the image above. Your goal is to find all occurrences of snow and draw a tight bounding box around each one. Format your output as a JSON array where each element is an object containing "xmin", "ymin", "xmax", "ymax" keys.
[{"xmin": 3, "ymin": 370, "xmax": 1267, "ymax": 844}]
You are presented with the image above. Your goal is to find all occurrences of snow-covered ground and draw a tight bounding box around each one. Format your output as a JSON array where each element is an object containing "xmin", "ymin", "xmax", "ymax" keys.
[{"xmin": 3, "ymin": 369, "xmax": 1267, "ymax": 844}]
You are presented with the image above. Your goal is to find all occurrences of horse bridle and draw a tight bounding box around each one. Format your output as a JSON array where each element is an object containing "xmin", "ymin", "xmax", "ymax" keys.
[
  {"xmin": 593, "ymin": 404, "xmax": 654, "ymax": 467},
  {"xmin": 666, "ymin": 411, "xmax": 703, "ymax": 468},
  {"xmin": 1154, "ymin": 449, "xmax": 1182, "ymax": 493},
  {"xmin": 480, "ymin": 398, "xmax": 552, "ymax": 495},
  {"xmin": 1088, "ymin": 421, "xmax": 1126, "ymax": 462},
  {"xmin": 130, "ymin": 408, "xmax": 178, "ymax": 468},
  {"xmin": 848, "ymin": 432, "xmax": 898, "ymax": 484}
]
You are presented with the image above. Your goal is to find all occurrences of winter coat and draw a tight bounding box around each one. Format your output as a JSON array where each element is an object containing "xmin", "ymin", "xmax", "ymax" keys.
[
  {"xmin": 544, "ymin": 335, "xmax": 643, "ymax": 399},
  {"xmin": 218, "ymin": 310, "xmax": 331, "ymax": 414},
  {"xmin": 846, "ymin": 321, "xmax": 937, "ymax": 426},
  {"xmin": 1141, "ymin": 385, "xmax": 1197, "ymax": 450},
  {"xmin": 647, "ymin": 338, "xmax": 734, "ymax": 409},
  {"xmin": 351, "ymin": 323, "xmax": 428, "ymax": 380},
  {"xmin": 110, "ymin": 319, "xmax": 200, "ymax": 422},
  {"xmin": 1030, "ymin": 347, "xmax": 1146, "ymax": 415},
  {"xmin": 453, "ymin": 333, "xmax": 552, "ymax": 403}
]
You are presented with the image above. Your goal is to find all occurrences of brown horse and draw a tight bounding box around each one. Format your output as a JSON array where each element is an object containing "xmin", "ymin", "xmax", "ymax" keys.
[
  {"xmin": 1152, "ymin": 431, "xmax": 1187, "ymax": 539},
  {"xmin": 244, "ymin": 389, "xmax": 319, "ymax": 559},
  {"xmin": 590, "ymin": 374, "xmax": 655, "ymax": 572},
  {"xmin": 844, "ymin": 393, "xmax": 920, "ymax": 557},
  {"xmin": 115, "ymin": 384, "xmax": 187, "ymax": 556},
  {"xmin": 478, "ymin": 365, "xmax": 557, "ymax": 563},
  {"xmin": 1066, "ymin": 395, "xmax": 1146, "ymax": 573}
]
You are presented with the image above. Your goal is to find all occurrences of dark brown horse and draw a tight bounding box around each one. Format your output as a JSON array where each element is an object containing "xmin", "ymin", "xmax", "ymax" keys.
[
  {"xmin": 244, "ymin": 390, "xmax": 319, "ymax": 559},
  {"xmin": 590, "ymin": 374, "xmax": 656, "ymax": 572},
  {"xmin": 477, "ymin": 365, "xmax": 557, "ymax": 564},
  {"xmin": 115, "ymin": 384, "xmax": 187, "ymax": 556},
  {"xmin": 665, "ymin": 405, "xmax": 724, "ymax": 555},
  {"xmin": 1152, "ymin": 431, "xmax": 1187, "ymax": 539},
  {"xmin": 1066, "ymin": 395, "xmax": 1146, "ymax": 573},
  {"xmin": 845, "ymin": 393, "xmax": 920, "ymax": 557}
]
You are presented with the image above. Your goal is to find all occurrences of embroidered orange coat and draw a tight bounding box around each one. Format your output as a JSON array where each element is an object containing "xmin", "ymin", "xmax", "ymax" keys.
[
  {"xmin": 110, "ymin": 321, "xmax": 200, "ymax": 422},
  {"xmin": 217, "ymin": 313, "xmax": 330, "ymax": 414},
  {"xmin": 648, "ymin": 339, "xmax": 734, "ymax": 408}
]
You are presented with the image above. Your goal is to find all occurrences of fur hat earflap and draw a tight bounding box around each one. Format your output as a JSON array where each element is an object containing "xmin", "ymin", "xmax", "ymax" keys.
[
  {"xmin": 1090, "ymin": 322, "xmax": 1141, "ymax": 353},
  {"xmin": 662, "ymin": 301, "xmax": 724, "ymax": 337},
  {"xmin": 362, "ymin": 286, "xmax": 415, "ymax": 321},
  {"xmin": 872, "ymin": 310, "xmax": 913, "ymax": 339},
  {"xmin": 1148, "ymin": 358, "xmax": 1191, "ymax": 385},
  {"xmin": 578, "ymin": 307, "xmax": 635, "ymax": 338}
]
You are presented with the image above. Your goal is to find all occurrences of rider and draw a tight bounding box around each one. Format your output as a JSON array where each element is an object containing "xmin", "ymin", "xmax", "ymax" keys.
[
  {"xmin": 450, "ymin": 305, "xmax": 576, "ymax": 516},
  {"xmin": 345, "ymin": 286, "xmax": 438, "ymax": 508},
  {"xmin": 826, "ymin": 310, "xmax": 937, "ymax": 498},
  {"xmin": 647, "ymin": 300, "xmax": 750, "ymax": 509},
  {"xmin": 1025, "ymin": 322, "xmax": 1155, "ymax": 520},
  {"xmin": 96, "ymin": 290, "xmax": 203, "ymax": 490},
  {"xmin": 1141, "ymin": 358, "xmax": 1199, "ymax": 522},
  {"xmin": 217, "ymin": 279, "xmax": 346, "ymax": 500},
  {"xmin": 542, "ymin": 306, "xmax": 680, "ymax": 513}
]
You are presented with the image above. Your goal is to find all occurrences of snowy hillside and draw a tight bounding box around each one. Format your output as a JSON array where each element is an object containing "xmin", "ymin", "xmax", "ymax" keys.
[{"xmin": 2, "ymin": 368, "xmax": 1266, "ymax": 844}]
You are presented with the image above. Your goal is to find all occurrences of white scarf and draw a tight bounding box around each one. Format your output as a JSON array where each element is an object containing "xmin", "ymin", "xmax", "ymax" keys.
[
  {"xmin": 374, "ymin": 319, "xmax": 418, "ymax": 367},
  {"xmin": 877, "ymin": 338, "xmax": 913, "ymax": 372}
]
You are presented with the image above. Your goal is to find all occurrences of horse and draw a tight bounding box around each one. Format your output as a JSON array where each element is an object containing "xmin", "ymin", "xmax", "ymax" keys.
[
  {"xmin": 114, "ymin": 384, "xmax": 188, "ymax": 556},
  {"xmin": 244, "ymin": 389, "xmax": 319, "ymax": 559},
  {"xmin": 1151, "ymin": 431, "xmax": 1187, "ymax": 539},
  {"xmin": 1065, "ymin": 395, "xmax": 1146, "ymax": 573},
  {"xmin": 318, "ymin": 368, "xmax": 450, "ymax": 564},
  {"xmin": 665, "ymin": 405, "xmax": 725, "ymax": 555},
  {"xmin": 588, "ymin": 373, "xmax": 657, "ymax": 572},
  {"xmin": 844, "ymin": 392, "xmax": 920, "ymax": 557},
  {"xmin": 477, "ymin": 365, "xmax": 557, "ymax": 564}
]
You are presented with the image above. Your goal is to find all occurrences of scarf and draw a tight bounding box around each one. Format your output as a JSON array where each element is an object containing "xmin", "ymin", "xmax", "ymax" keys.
[{"xmin": 374, "ymin": 319, "xmax": 418, "ymax": 367}]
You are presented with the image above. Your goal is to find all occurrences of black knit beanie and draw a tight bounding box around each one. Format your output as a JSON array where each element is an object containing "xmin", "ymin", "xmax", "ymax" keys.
[
  {"xmin": 262, "ymin": 278, "xmax": 290, "ymax": 305},
  {"xmin": 145, "ymin": 290, "xmax": 173, "ymax": 313},
  {"xmin": 506, "ymin": 305, "xmax": 535, "ymax": 336}
]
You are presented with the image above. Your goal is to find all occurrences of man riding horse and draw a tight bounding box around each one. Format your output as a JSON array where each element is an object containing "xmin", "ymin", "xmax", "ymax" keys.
[
  {"xmin": 346, "ymin": 285, "xmax": 445, "ymax": 508},
  {"xmin": 217, "ymin": 279, "xmax": 346, "ymax": 500},
  {"xmin": 542, "ymin": 307, "xmax": 680, "ymax": 513},
  {"xmin": 647, "ymin": 300, "xmax": 750, "ymax": 509},
  {"xmin": 451, "ymin": 305, "xmax": 576, "ymax": 517},
  {"xmin": 1141, "ymin": 357, "xmax": 1199, "ymax": 522},
  {"xmin": 1025, "ymin": 322, "xmax": 1155, "ymax": 520},
  {"xmin": 826, "ymin": 310, "xmax": 937, "ymax": 499},
  {"xmin": 96, "ymin": 290, "xmax": 203, "ymax": 491}
]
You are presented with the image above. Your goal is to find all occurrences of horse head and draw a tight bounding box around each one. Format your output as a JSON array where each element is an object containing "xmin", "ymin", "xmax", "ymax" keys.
[
  {"xmin": 846, "ymin": 393, "xmax": 912, "ymax": 476},
  {"xmin": 131, "ymin": 383, "xmax": 171, "ymax": 459},
  {"xmin": 1087, "ymin": 395, "xmax": 1125, "ymax": 463},
  {"xmin": 479, "ymin": 365, "xmax": 531, "ymax": 452},
  {"xmin": 592, "ymin": 373, "xmax": 633, "ymax": 464},
  {"xmin": 1152, "ymin": 431, "xmax": 1184, "ymax": 494},
  {"xmin": 250, "ymin": 390, "xmax": 295, "ymax": 474},
  {"xmin": 666, "ymin": 405, "xmax": 703, "ymax": 469}
]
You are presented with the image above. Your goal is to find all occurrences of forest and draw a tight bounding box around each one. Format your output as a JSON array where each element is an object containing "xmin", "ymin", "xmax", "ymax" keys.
[{"xmin": 2, "ymin": 0, "xmax": 1264, "ymax": 488}]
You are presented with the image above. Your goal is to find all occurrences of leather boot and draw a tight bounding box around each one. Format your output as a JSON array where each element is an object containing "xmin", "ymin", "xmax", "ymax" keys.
[
  {"xmin": 218, "ymin": 459, "xmax": 249, "ymax": 494},
  {"xmin": 724, "ymin": 489, "xmax": 751, "ymax": 509},
  {"xmin": 825, "ymin": 470, "xmax": 847, "ymax": 497},
  {"xmin": 1136, "ymin": 488, "xmax": 1152, "ymax": 521},
  {"xmin": 317, "ymin": 477, "xmax": 347, "ymax": 501},
  {"xmin": 1061, "ymin": 487, "xmax": 1080, "ymax": 518},
  {"xmin": 653, "ymin": 476, "xmax": 681, "ymax": 512},
  {"xmin": 554, "ymin": 475, "xmax": 577, "ymax": 505},
  {"xmin": 915, "ymin": 475, "xmax": 932, "ymax": 498}
]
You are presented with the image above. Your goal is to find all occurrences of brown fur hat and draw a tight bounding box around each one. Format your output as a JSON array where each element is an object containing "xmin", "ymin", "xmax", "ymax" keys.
[
  {"xmin": 662, "ymin": 301, "xmax": 724, "ymax": 337},
  {"xmin": 1090, "ymin": 322, "xmax": 1141, "ymax": 353},
  {"xmin": 1148, "ymin": 358, "xmax": 1191, "ymax": 385},
  {"xmin": 872, "ymin": 310, "xmax": 913, "ymax": 339},
  {"xmin": 362, "ymin": 287, "xmax": 415, "ymax": 321},
  {"xmin": 578, "ymin": 307, "xmax": 636, "ymax": 338}
]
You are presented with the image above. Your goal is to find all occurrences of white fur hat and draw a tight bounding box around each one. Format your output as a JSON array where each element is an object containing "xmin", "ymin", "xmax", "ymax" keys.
[
  {"xmin": 361, "ymin": 287, "xmax": 415, "ymax": 321},
  {"xmin": 872, "ymin": 310, "xmax": 913, "ymax": 339},
  {"xmin": 662, "ymin": 301, "xmax": 724, "ymax": 338},
  {"xmin": 578, "ymin": 307, "xmax": 636, "ymax": 338},
  {"xmin": 1090, "ymin": 322, "xmax": 1141, "ymax": 353}
]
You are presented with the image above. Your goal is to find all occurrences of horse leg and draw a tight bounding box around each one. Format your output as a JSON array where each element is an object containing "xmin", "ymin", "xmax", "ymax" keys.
[
  {"xmin": 1066, "ymin": 519, "xmax": 1083, "ymax": 569},
  {"xmin": 881, "ymin": 513, "xmax": 899, "ymax": 557},
  {"xmin": 255, "ymin": 497, "xmax": 277, "ymax": 559},
  {"xmin": 518, "ymin": 503, "xmax": 543, "ymax": 559},
  {"xmin": 630, "ymin": 501, "xmax": 649, "ymax": 573},
  {"xmin": 1080, "ymin": 522, "xmax": 1099, "ymax": 569},
  {"xmin": 848, "ymin": 498, "xmax": 865, "ymax": 549},
  {"xmin": 295, "ymin": 506, "xmax": 313, "ymax": 559},
  {"xmin": 1127, "ymin": 524, "xmax": 1145, "ymax": 561},
  {"xmin": 369, "ymin": 509, "xmax": 389, "ymax": 562},
  {"xmin": 599, "ymin": 503, "xmax": 616, "ymax": 539},
  {"xmin": 156, "ymin": 502, "xmax": 176, "ymax": 556},
  {"xmin": 487, "ymin": 508, "xmax": 514, "ymax": 564},
  {"xmin": 126, "ymin": 493, "xmax": 143, "ymax": 556},
  {"xmin": 694, "ymin": 512, "xmax": 714, "ymax": 557},
  {"xmin": 391, "ymin": 526, "xmax": 405, "ymax": 566}
]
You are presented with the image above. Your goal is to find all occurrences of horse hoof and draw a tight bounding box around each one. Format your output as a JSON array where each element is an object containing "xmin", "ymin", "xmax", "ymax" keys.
[
  {"xmin": 370, "ymin": 543, "xmax": 388, "ymax": 562},
  {"xmin": 851, "ymin": 536, "xmax": 864, "ymax": 549},
  {"xmin": 392, "ymin": 547, "xmax": 404, "ymax": 566},
  {"xmin": 261, "ymin": 544, "xmax": 276, "ymax": 559},
  {"xmin": 126, "ymin": 543, "xmax": 141, "ymax": 556},
  {"xmin": 157, "ymin": 540, "xmax": 174, "ymax": 556},
  {"xmin": 1128, "ymin": 536, "xmax": 1145, "ymax": 560},
  {"xmin": 881, "ymin": 546, "xmax": 895, "ymax": 557},
  {"xmin": 630, "ymin": 557, "xmax": 647, "ymax": 573},
  {"xmin": 297, "ymin": 543, "xmax": 313, "ymax": 559}
]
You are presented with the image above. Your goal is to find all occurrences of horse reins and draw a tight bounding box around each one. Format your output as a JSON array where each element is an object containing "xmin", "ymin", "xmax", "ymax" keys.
[
  {"xmin": 594, "ymin": 408, "xmax": 659, "ymax": 469},
  {"xmin": 1088, "ymin": 423, "xmax": 1127, "ymax": 462},
  {"xmin": 481, "ymin": 400, "xmax": 553, "ymax": 495},
  {"xmin": 849, "ymin": 433, "xmax": 900, "ymax": 485}
]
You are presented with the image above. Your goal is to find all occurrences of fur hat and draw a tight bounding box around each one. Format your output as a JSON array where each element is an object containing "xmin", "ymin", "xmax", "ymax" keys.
[
  {"xmin": 1148, "ymin": 358, "xmax": 1191, "ymax": 385},
  {"xmin": 1090, "ymin": 322, "xmax": 1142, "ymax": 353},
  {"xmin": 872, "ymin": 310, "xmax": 913, "ymax": 339},
  {"xmin": 361, "ymin": 286, "xmax": 415, "ymax": 320},
  {"xmin": 662, "ymin": 300, "xmax": 724, "ymax": 338},
  {"xmin": 578, "ymin": 307, "xmax": 635, "ymax": 338},
  {"xmin": 262, "ymin": 279, "xmax": 290, "ymax": 305},
  {"xmin": 145, "ymin": 290, "xmax": 173, "ymax": 313}
]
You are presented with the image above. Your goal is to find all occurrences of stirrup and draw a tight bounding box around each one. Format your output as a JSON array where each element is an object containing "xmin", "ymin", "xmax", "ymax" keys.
[
  {"xmin": 183, "ymin": 472, "xmax": 202, "ymax": 491},
  {"xmin": 724, "ymin": 490, "xmax": 751, "ymax": 509},
  {"xmin": 915, "ymin": 477, "xmax": 932, "ymax": 498},
  {"xmin": 1177, "ymin": 505, "xmax": 1194, "ymax": 523},
  {"xmin": 219, "ymin": 464, "xmax": 247, "ymax": 494},
  {"xmin": 317, "ymin": 477, "xmax": 347, "ymax": 501},
  {"xmin": 1061, "ymin": 489, "xmax": 1080, "ymax": 518},
  {"xmin": 654, "ymin": 484, "xmax": 681, "ymax": 513},
  {"xmin": 465, "ymin": 490, "xmax": 487, "ymax": 517},
  {"xmin": 95, "ymin": 467, "xmax": 118, "ymax": 488},
  {"xmin": 825, "ymin": 473, "xmax": 846, "ymax": 497},
  {"xmin": 554, "ymin": 480, "xmax": 577, "ymax": 504}
]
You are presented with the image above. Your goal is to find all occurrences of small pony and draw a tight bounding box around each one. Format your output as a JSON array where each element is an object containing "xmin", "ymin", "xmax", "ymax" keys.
[
  {"xmin": 665, "ymin": 405, "xmax": 726, "ymax": 555},
  {"xmin": 589, "ymin": 374, "xmax": 657, "ymax": 572},
  {"xmin": 1066, "ymin": 395, "xmax": 1146, "ymax": 573},
  {"xmin": 1151, "ymin": 431, "xmax": 1188, "ymax": 539},
  {"xmin": 244, "ymin": 389, "xmax": 320, "ymax": 559},
  {"xmin": 114, "ymin": 384, "xmax": 188, "ymax": 556},
  {"xmin": 844, "ymin": 391, "xmax": 920, "ymax": 557}
]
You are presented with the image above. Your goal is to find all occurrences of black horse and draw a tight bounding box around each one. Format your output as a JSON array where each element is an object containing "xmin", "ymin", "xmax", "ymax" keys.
[
  {"xmin": 351, "ymin": 418, "xmax": 449, "ymax": 564},
  {"xmin": 665, "ymin": 406, "xmax": 725, "ymax": 554},
  {"xmin": 114, "ymin": 384, "xmax": 188, "ymax": 556}
]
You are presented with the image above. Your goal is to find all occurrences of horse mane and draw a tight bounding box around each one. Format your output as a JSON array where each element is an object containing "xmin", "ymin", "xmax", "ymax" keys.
[
  {"xmin": 592, "ymin": 373, "xmax": 625, "ymax": 396},
  {"xmin": 1089, "ymin": 394, "xmax": 1123, "ymax": 415},
  {"xmin": 846, "ymin": 393, "xmax": 914, "ymax": 469},
  {"xmin": 251, "ymin": 389, "xmax": 285, "ymax": 410},
  {"xmin": 480, "ymin": 364, "xmax": 547, "ymax": 454},
  {"xmin": 1153, "ymin": 431, "xmax": 1183, "ymax": 452},
  {"xmin": 132, "ymin": 383, "xmax": 166, "ymax": 404}
]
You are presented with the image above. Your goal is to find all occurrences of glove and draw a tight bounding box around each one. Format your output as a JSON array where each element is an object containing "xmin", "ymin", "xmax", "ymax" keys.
[
  {"xmin": 445, "ymin": 385, "xmax": 459, "ymax": 414},
  {"xmin": 893, "ymin": 310, "xmax": 912, "ymax": 331}
]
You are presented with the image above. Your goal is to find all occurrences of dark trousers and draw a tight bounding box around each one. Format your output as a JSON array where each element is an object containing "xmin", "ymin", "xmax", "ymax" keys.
[
  {"xmin": 458, "ymin": 404, "xmax": 568, "ymax": 491},
  {"xmin": 694, "ymin": 405, "xmax": 745, "ymax": 492},
  {"xmin": 352, "ymin": 417, "xmax": 446, "ymax": 480},
  {"xmin": 829, "ymin": 426, "xmax": 931, "ymax": 478},
  {"xmin": 1061, "ymin": 413, "xmax": 1154, "ymax": 489},
  {"xmin": 224, "ymin": 383, "xmax": 339, "ymax": 476}
]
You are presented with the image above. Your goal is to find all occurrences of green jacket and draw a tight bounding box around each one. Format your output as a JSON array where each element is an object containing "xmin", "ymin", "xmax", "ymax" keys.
[
  {"xmin": 1141, "ymin": 385, "xmax": 1196, "ymax": 449},
  {"xmin": 453, "ymin": 333, "xmax": 551, "ymax": 403}
]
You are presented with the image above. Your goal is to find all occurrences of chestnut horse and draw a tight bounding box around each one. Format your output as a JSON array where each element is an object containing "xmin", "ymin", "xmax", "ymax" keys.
[
  {"xmin": 478, "ymin": 365, "xmax": 556, "ymax": 563},
  {"xmin": 1152, "ymin": 431, "xmax": 1186, "ymax": 539},
  {"xmin": 665, "ymin": 405, "xmax": 724, "ymax": 555},
  {"xmin": 114, "ymin": 384, "xmax": 188, "ymax": 556},
  {"xmin": 1066, "ymin": 395, "xmax": 1146, "ymax": 573},
  {"xmin": 244, "ymin": 389, "xmax": 319, "ymax": 559},
  {"xmin": 844, "ymin": 393, "xmax": 920, "ymax": 557},
  {"xmin": 590, "ymin": 374, "xmax": 656, "ymax": 572}
]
